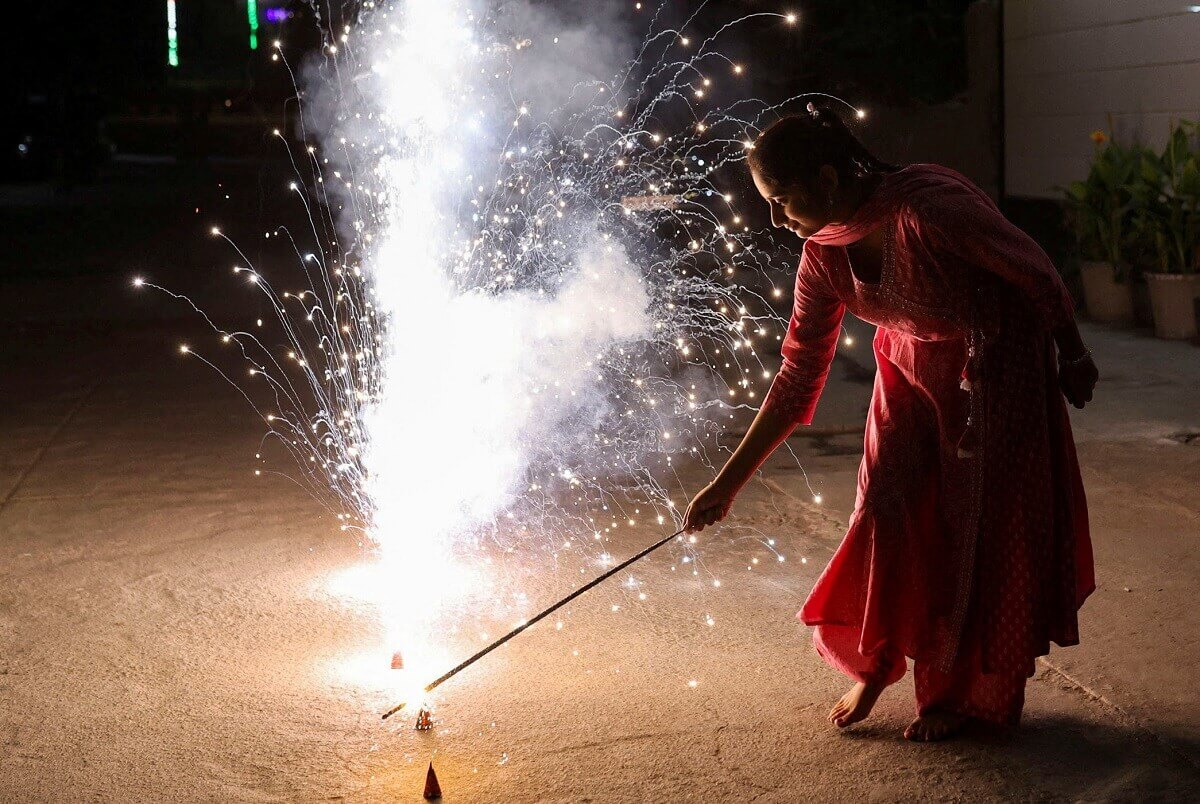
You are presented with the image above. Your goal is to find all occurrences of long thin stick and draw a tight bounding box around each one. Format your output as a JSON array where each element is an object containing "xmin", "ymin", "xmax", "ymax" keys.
[{"xmin": 382, "ymin": 526, "xmax": 686, "ymax": 719}]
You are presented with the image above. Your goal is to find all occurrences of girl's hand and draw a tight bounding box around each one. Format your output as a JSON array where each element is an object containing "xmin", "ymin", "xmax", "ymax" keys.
[
  {"xmin": 683, "ymin": 480, "xmax": 739, "ymax": 534},
  {"xmin": 1058, "ymin": 354, "xmax": 1098, "ymax": 409}
]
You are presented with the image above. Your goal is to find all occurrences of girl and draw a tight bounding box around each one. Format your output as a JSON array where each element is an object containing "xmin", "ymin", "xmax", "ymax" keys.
[{"xmin": 683, "ymin": 107, "xmax": 1097, "ymax": 742}]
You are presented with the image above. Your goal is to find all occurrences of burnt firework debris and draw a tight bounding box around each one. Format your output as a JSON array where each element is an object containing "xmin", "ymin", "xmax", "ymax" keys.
[{"xmin": 423, "ymin": 762, "xmax": 442, "ymax": 799}]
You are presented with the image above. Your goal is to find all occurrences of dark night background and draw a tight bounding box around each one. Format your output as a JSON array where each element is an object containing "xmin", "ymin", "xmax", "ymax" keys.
[
  {"xmin": 0, "ymin": 1, "xmax": 975, "ymax": 181},
  {"xmin": 0, "ymin": 0, "xmax": 983, "ymax": 325}
]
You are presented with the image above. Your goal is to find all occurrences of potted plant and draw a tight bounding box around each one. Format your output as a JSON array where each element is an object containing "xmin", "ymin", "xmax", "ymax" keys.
[
  {"xmin": 1125, "ymin": 144, "xmax": 1168, "ymax": 327},
  {"xmin": 1131, "ymin": 120, "xmax": 1200, "ymax": 340},
  {"xmin": 1064, "ymin": 131, "xmax": 1139, "ymax": 325}
]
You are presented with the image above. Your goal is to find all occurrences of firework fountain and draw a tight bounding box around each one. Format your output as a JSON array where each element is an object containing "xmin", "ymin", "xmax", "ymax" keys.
[{"xmin": 140, "ymin": 0, "xmax": 858, "ymax": 719}]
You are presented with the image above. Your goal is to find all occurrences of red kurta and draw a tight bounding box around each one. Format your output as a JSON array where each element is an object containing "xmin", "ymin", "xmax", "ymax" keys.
[{"xmin": 762, "ymin": 165, "xmax": 1094, "ymax": 724}]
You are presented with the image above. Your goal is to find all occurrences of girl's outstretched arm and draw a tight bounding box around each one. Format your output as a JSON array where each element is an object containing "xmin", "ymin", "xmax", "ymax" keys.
[
  {"xmin": 685, "ymin": 246, "xmax": 843, "ymax": 534},
  {"xmin": 683, "ymin": 404, "xmax": 798, "ymax": 533}
]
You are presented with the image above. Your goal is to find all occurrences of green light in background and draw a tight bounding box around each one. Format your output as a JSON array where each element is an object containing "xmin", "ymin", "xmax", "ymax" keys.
[
  {"xmin": 166, "ymin": 0, "xmax": 179, "ymax": 67},
  {"xmin": 247, "ymin": 0, "xmax": 259, "ymax": 50}
]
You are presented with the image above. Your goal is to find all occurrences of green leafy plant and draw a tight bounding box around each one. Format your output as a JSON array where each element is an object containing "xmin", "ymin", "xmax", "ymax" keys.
[
  {"xmin": 1127, "ymin": 145, "xmax": 1168, "ymax": 273},
  {"xmin": 1129, "ymin": 120, "xmax": 1200, "ymax": 275},
  {"xmin": 1063, "ymin": 131, "xmax": 1143, "ymax": 281}
]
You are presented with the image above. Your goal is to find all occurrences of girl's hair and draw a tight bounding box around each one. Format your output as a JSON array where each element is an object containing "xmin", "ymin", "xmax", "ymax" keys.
[{"xmin": 747, "ymin": 104, "xmax": 896, "ymax": 190}]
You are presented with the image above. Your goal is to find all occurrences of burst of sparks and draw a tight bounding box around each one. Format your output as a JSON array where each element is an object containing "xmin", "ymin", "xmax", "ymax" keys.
[{"xmin": 139, "ymin": 1, "xmax": 856, "ymax": 707}]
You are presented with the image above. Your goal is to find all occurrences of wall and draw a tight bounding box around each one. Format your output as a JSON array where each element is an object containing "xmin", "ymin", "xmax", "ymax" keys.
[
  {"xmin": 1005, "ymin": 1, "xmax": 1200, "ymax": 199},
  {"xmin": 860, "ymin": 1, "xmax": 1003, "ymax": 200}
]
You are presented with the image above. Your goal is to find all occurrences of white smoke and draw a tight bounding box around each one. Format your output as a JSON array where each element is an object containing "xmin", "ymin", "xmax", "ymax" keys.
[
  {"xmin": 362, "ymin": 235, "xmax": 649, "ymax": 546},
  {"xmin": 310, "ymin": 0, "xmax": 654, "ymax": 696},
  {"xmin": 494, "ymin": 0, "xmax": 637, "ymax": 117}
]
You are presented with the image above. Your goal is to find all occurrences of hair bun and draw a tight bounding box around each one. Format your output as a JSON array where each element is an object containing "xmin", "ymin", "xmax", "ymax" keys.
[{"xmin": 805, "ymin": 102, "xmax": 834, "ymax": 126}]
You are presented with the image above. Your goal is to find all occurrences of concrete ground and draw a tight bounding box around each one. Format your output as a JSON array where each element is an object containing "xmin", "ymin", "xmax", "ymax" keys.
[{"xmin": 3, "ymin": 187, "xmax": 1200, "ymax": 801}]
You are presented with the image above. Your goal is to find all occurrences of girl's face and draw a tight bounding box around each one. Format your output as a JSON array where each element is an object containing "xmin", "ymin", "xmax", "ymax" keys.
[{"xmin": 751, "ymin": 166, "xmax": 834, "ymax": 238}]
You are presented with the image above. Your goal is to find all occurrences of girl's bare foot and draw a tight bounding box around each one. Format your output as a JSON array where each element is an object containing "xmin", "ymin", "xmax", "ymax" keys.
[
  {"xmin": 828, "ymin": 681, "xmax": 886, "ymax": 728},
  {"xmin": 904, "ymin": 710, "xmax": 968, "ymax": 742}
]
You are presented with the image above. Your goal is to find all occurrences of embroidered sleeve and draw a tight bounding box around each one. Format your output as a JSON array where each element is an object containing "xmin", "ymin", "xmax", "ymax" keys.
[
  {"xmin": 914, "ymin": 187, "xmax": 1076, "ymax": 329},
  {"xmin": 760, "ymin": 247, "xmax": 845, "ymax": 426}
]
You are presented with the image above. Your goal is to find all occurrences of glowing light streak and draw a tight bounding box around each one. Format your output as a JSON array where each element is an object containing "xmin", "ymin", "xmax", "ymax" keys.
[
  {"xmin": 246, "ymin": 0, "xmax": 259, "ymax": 50},
  {"xmin": 166, "ymin": 0, "xmax": 179, "ymax": 67}
]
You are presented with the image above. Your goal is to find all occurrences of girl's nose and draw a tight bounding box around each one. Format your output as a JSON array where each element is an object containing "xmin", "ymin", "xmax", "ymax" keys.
[{"xmin": 769, "ymin": 203, "xmax": 786, "ymax": 229}]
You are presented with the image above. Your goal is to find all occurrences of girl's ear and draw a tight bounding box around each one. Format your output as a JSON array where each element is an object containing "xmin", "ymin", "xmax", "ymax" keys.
[{"xmin": 818, "ymin": 164, "xmax": 840, "ymax": 195}]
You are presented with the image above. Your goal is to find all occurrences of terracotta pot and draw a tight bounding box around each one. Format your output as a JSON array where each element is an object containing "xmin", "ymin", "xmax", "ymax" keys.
[
  {"xmin": 1079, "ymin": 261, "xmax": 1134, "ymax": 326},
  {"xmin": 1144, "ymin": 273, "xmax": 1200, "ymax": 340}
]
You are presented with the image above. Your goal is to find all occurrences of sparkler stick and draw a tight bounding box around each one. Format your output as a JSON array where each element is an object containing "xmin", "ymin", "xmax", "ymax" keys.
[{"xmin": 382, "ymin": 526, "xmax": 687, "ymax": 720}]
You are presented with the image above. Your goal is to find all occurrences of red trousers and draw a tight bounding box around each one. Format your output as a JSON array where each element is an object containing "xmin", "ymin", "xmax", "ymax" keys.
[{"xmin": 815, "ymin": 625, "xmax": 1030, "ymax": 725}]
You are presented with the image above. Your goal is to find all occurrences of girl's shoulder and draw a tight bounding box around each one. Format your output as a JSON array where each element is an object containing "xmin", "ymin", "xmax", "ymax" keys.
[
  {"xmin": 888, "ymin": 166, "xmax": 1000, "ymax": 237},
  {"xmin": 890, "ymin": 164, "xmax": 994, "ymax": 210}
]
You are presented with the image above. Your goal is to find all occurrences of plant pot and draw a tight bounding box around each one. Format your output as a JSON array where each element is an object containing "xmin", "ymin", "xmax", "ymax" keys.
[
  {"xmin": 1079, "ymin": 261, "xmax": 1134, "ymax": 326},
  {"xmin": 1145, "ymin": 273, "xmax": 1200, "ymax": 340}
]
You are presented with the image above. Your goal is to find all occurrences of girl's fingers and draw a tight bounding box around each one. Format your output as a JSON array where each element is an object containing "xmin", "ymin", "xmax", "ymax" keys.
[
  {"xmin": 685, "ymin": 493, "xmax": 734, "ymax": 533},
  {"xmin": 686, "ymin": 506, "xmax": 710, "ymax": 532},
  {"xmin": 1062, "ymin": 379, "xmax": 1080, "ymax": 407}
]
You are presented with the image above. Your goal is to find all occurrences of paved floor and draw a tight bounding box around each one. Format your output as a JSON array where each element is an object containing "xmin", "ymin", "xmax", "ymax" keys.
[
  {"xmin": 3, "ymin": 178, "xmax": 1200, "ymax": 802},
  {"xmin": 2, "ymin": 310, "xmax": 1199, "ymax": 802}
]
